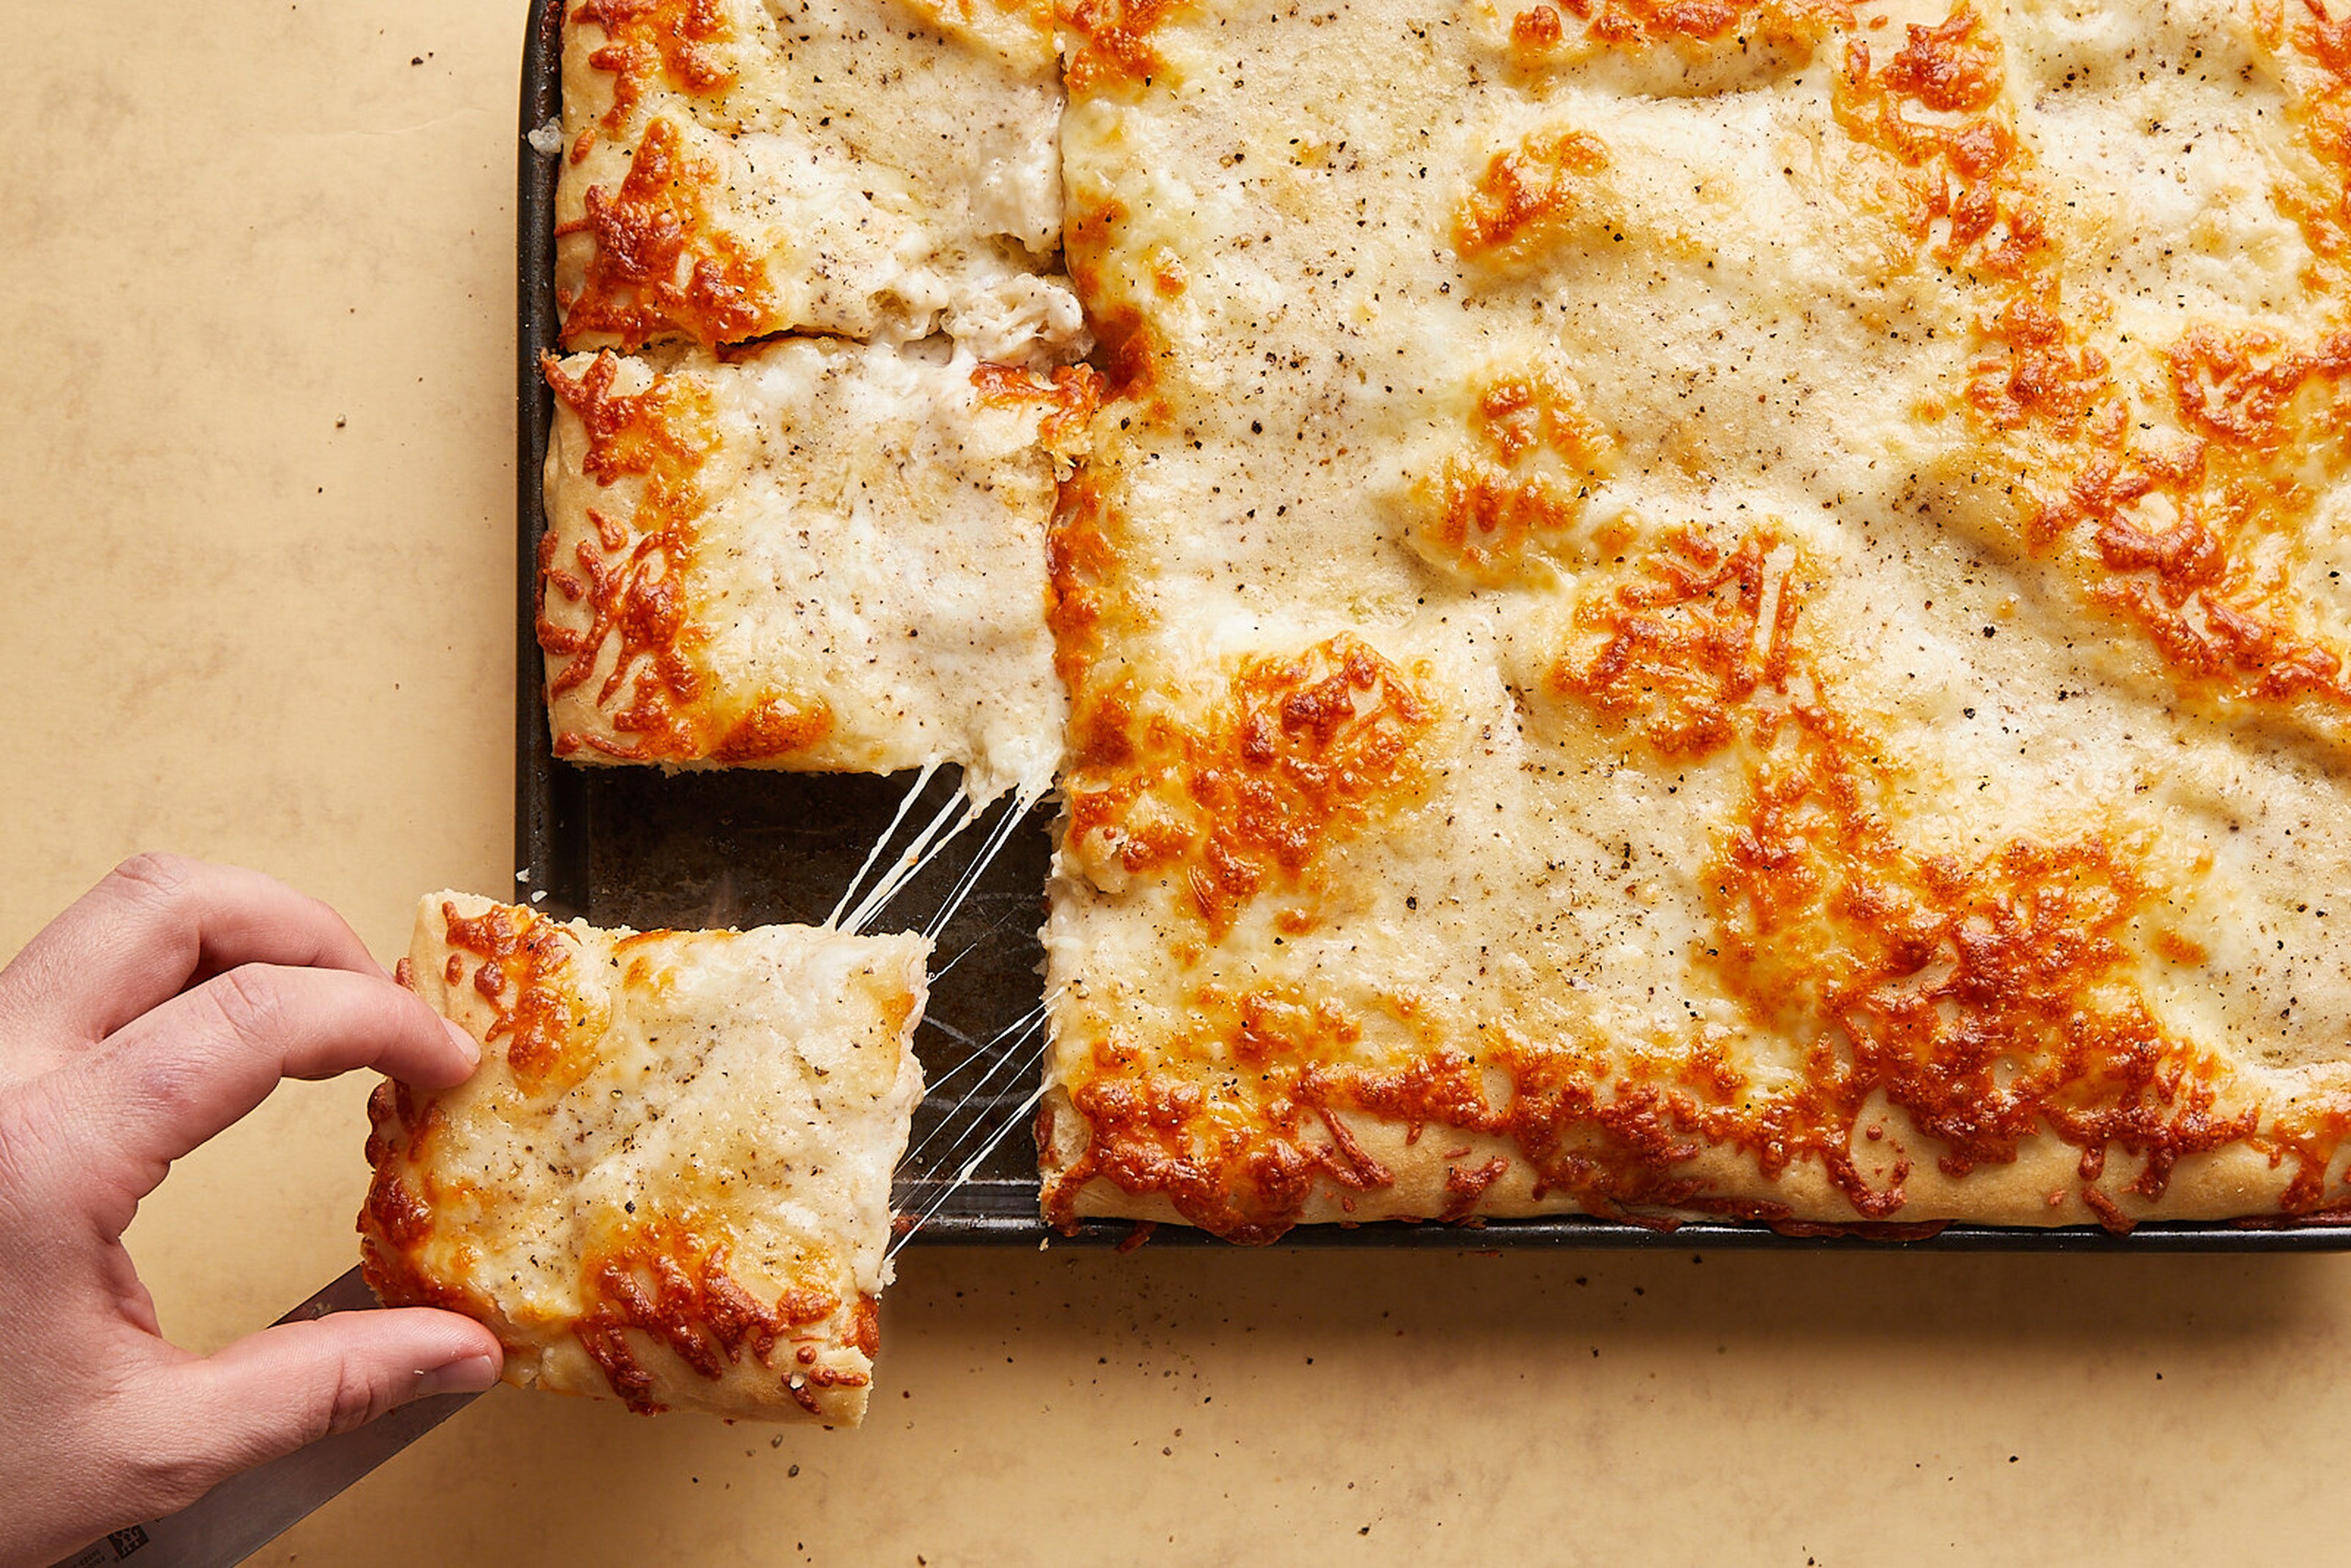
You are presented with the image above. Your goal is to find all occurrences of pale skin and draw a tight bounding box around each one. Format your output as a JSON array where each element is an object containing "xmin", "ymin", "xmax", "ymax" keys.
[{"xmin": 0, "ymin": 856, "xmax": 504, "ymax": 1568}]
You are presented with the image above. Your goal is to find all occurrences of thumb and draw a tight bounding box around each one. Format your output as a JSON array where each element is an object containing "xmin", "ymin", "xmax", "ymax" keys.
[{"xmin": 138, "ymin": 1309, "xmax": 503, "ymax": 1510}]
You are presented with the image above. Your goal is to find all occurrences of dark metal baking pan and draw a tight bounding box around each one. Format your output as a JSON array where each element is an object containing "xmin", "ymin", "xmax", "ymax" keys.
[{"xmin": 514, "ymin": 0, "xmax": 2351, "ymax": 1250}]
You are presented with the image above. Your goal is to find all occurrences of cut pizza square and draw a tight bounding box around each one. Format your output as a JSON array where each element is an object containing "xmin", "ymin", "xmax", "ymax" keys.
[
  {"xmin": 1041, "ymin": 617, "xmax": 1553, "ymax": 1239},
  {"xmin": 538, "ymin": 338, "xmax": 1095, "ymax": 803},
  {"xmin": 555, "ymin": 0, "xmax": 1081, "ymax": 362},
  {"xmin": 361, "ymin": 894, "xmax": 928, "ymax": 1422}
]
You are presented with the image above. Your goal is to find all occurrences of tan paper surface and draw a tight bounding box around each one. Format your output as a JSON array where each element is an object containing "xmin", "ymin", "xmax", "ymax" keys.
[{"xmin": 1, "ymin": 2, "xmax": 2344, "ymax": 1562}]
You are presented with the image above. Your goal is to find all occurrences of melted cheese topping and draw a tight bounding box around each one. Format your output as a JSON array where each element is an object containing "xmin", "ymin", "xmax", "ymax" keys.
[
  {"xmin": 541, "ymin": 340, "xmax": 1097, "ymax": 801},
  {"xmin": 1041, "ymin": 0, "xmax": 2351, "ymax": 1237},
  {"xmin": 556, "ymin": 0, "xmax": 1081, "ymax": 361},
  {"xmin": 361, "ymin": 895, "xmax": 926, "ymax": 1422}
]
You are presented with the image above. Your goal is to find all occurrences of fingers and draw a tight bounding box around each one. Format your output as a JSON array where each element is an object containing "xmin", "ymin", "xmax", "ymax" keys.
[
  {"xmin": 0, "ymin": 855, "xmax": 389, "ymax": 1046},
  {"xmin": 118, "ymin": 1311, "xmax": 503, "ymax": 1520},
  {"xmin": 62, "ymin": 965, "xmax": 478, "ymax": 1201}
]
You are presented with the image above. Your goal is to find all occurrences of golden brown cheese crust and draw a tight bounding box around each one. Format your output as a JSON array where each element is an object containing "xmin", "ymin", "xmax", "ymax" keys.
[
  {"xmin": 361, "ymin": 895, "xmax": 926, "ymax": 1421},
  {"xmin": 1040, "ymin": 0, "xmax": 2351, "ymax": 1240}
]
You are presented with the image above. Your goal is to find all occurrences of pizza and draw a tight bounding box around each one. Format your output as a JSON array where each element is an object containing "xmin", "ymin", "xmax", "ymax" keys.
[
  {"xmin": 555, "ymin": 0, "xmax": 1081, "ymax": 362},
  {"xmin": 361, "ymin": 895, "xmax": 927, "ymax": 1421},
  {"xmin": 527, "ymin": 0, "xmax": 2351, "ymax": 1240},
  {"xmin": 1035, "ymin": 0, "xmax": 2351, "ymax": 1237},
  {"xmin": 539, "ymin": 338, "xmax": 1094, "ymax": 800},
  {"xmin": 544, "ymin": 0, "xmax": 1096, "ymax": 799}
]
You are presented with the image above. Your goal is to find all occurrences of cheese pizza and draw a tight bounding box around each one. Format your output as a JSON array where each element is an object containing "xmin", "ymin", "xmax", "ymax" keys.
[
  {"xmin": 539, "ymin": 337, "xmax": 1095, "ymax": 801},
  {"xmin": 542, "ymin": 0, "xmax": 1100, "ymax": 801},
  {"xmin": 555, "ymin": 0, "xmax": 1082, "ymax": 362},
  {"xmin": 361, "ymin": 895, "xmax": 926, "ymax": 1420},
  {"xmin": 1037, "ymin": 0, "xmax": 2351, "ymax": 1236},
  {"xmin": 524, "ymin": 0, "xmax": 2351, "ymax": 1239}
]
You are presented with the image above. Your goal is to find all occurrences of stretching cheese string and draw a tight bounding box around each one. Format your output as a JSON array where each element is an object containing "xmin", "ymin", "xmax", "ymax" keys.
[
  {"xmin": 887, "ymin": 1082, "xmax": 1052, "ymax": 1262},
  {"xmin": 888, "ymin": 1022, "xmax": 1056, "ymax": 1259},
  {"xmin": 828, "ymin": 768, "xmax": 1065, "ymax": 1237},
  {"xmin": 838, "ymin": 785, "xmax": 973, "ymax": 934},
  {"xmin": 899, "ymin": 999, "xmax": 1053, "ymax": 1174},
  {"xmin": 923, "ymin": 782, "xmax": 1045, "ymax": 940},
  {"xmin": 826, "ymin": 763, "xmax": 940, "ymax": 930},
  {"xmin": 833, "ymin": 767, "xmax": 1054, "ymax": 938}
]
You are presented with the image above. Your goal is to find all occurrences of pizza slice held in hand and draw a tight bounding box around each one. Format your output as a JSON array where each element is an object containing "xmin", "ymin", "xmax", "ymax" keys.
[{"xmin": 361, "ymin": 893, "xmax": 927, "ymax": 1423}]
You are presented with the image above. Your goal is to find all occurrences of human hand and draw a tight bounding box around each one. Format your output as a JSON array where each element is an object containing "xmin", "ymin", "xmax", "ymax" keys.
[{"xmin": 0, "ymin": 855, "xmax": 503, "ymax": 1568}]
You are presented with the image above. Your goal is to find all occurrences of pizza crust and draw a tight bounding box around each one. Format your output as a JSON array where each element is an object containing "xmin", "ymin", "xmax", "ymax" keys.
[{"xmin": 360, "ymin": 894, "xmax": 928, "ymax": 1422}]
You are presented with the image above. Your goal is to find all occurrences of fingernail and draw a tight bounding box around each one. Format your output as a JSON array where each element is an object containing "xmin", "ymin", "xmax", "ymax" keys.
[
  {"xmin": 414, "ymin": 1354, "xmax": 499, "ymax": 1400},
  {"xmin": 441, "ymin": 1017, "xmax": 483, "ymax": 1069}
]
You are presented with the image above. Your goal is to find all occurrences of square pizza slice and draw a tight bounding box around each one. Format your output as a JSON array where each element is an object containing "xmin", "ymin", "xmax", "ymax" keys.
[
  {"xmin": 555, "ymin": 0, "xmax": 1081, "ymax": 362},
  {"xmin": 360, "ymin": 894, "xmax": 928, "ymax": 1422},
  {"xmin": 1041, "ymin": 494, "xmax": 2351, "ymax": 1236},
  {"xmin": 539, "ymin": 339, "xmax": 1095, "ymax": 803}
]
